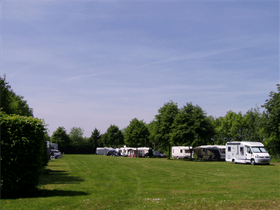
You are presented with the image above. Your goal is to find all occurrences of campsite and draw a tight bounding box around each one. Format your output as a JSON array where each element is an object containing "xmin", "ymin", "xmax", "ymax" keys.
[
  {"xmin": 1, "ymin": 155, "xmax": 279, "ymax": 210},
  {"xmin": 1, "ymin": 2, "xmax": 279, "ymax": 209}
]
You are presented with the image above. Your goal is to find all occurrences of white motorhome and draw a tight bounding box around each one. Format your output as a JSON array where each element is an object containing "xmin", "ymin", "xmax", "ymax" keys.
[
  {"xmin": 172, "ymin": 146, "xmax": 193, "ymax": 159},
  {"xmin": 96, "ymin": 147, "xmax": 113, "ymax": 155},
  {"xmin": 226, "ymin": 141, "xmax": 270, "ymax": 165},
  {"xmin": 119, "ymin": 146, "xmax": 150, "ymax": 157},
  {"xmin": 119, "ymin": 146, "xmax": 136, "ymax": 157}
]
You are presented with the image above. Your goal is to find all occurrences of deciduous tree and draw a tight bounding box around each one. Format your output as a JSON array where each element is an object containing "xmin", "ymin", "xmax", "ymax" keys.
[
  {"xmin": 124, "ymin": 118, "xmax": 150, "ymax": 148},
  {"xmin": 242, "ymin": 107, "xmax": 263, "ymax": 142},
  {"xmin": 212, "ymin": 108, "xmax": 264, "ymax": 144},
  {"xmin": 0, "ymin": 74, "xmax": 33, "ymax": 117},
  {"xmin": 213, "ymin": 111, "xmax": 244, "ymax": 143},
  {"xmin": 146, "ymin": 120, "xmax": 157, "ymax": 149},
  {"xmin": 102, "ymin": 125, "xmax": 124, "ymax": 148},
  {"xmin": 261, "ymin": 84, "xmax": 280, "ymax": 155},
  {"xmin": 153, "ymin": 101, "xmax": 179, "ymax": 158},
  {"xmin": 51, "ymin": 127, "xmax": 71, "ymax": 150},
  {"xmin": 170, "ymin": 103, "xmax": 215, "ymax": 153},
  {"xmin": 89, "ymin": 128, "xmax": 101, "ymax": 154},
  {"xmin": 69, "ymin": 127, "xmax": 85, "ymax": 153}
]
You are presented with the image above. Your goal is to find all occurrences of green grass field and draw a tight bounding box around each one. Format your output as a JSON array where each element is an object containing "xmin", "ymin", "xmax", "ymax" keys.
[{"xmin": 1, "ymin": 155, "xmax": 280, "ymax": 210}]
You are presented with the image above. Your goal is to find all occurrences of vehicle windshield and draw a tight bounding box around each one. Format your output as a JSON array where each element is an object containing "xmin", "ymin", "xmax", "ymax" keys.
[{"xmin": 251, "ymin": 147, "xmax": 267, "ymax": 153}]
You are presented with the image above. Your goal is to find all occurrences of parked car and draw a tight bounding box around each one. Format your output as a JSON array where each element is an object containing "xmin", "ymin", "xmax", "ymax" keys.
[
  {"xmin": 50, "ymin": 149, "xmax": 61, "ymax": 159},
  {"xmin": 106, "ymin": 150, "xmax": 115, "ymax": 156},
  {"xmin": 153, "ymin": 151, "xmax": 167, "ymax": 158},
  {"xmin": 106, "ymin": 149, "xmax": 122, "ymax": 156}
]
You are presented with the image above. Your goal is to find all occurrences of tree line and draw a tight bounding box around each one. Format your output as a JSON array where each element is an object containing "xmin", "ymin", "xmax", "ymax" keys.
[
  {"xmin": 49, "ymin": 84, "xmax": 280, "ymax": 157},
  {"xmin": 1, "ymin": 74, "xmax": 279, "ymax": 157},
  {"xmin": 2, "ymin": 73, "xmax": 278, "ymax": 197}
]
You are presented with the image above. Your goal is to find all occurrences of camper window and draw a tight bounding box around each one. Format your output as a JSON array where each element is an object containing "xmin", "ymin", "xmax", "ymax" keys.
[
  {"xmin": 180, "ymin": 150, "xmax": 182, "ymax": 153},
  {"xmin": 228, "ymin": 147, "xmax": 231, "ymax": 152},
  {"xmin": 252, "ymin": 147, "xmax": 267, "ymax": 153},
  {"xmin": 259, "ymin": 147, "xmax": 267, "ymax": 153},
  {"xmin": 247, "ymin": 147, "xmax": 251, "ymax": 153},
  {"xmin": 240, "ymin": 147, "xmax": 244, "ymax": 155},
  {"xmin": 252, "ymin": 147, "xmax": 261, "ymax": 153}
]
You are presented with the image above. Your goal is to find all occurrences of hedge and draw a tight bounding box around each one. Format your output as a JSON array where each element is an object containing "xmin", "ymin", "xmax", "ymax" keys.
[{"xmin": 1, "ymin": 113, "xmax": 47, "ymax": 198}]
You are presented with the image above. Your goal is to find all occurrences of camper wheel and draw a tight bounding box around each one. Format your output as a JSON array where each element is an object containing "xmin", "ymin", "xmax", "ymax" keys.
[
  {"xmin": 232, "ymin": 159, "xmax": 236, "ymax": 164},
  {"xmin": 251, "ymin": 159, "xmax": 255, "ymax": 165}
]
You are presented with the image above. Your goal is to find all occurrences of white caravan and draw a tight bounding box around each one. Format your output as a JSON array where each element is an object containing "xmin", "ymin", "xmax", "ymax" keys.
[
  {"xmin": 172, "ymin": 146, "xmax": 193, "ymax": 159},
  {"xmin": 96, "ymin": 147, "xmax": 113, "ymax": 155},
  {"xmin": 226, "ymin": 141, "xmax": 270, "ymax": 165},
  {"xmin": 119, "ymin": 146, "xmax": 150, "ymax": 157}
]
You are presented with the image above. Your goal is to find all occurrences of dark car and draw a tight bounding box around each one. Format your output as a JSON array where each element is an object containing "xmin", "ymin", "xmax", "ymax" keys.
[
  {"xmin": 106, "ymin": 150, "xmax": 122, "ymax": 156},
  {"xmin": 153, "ymin": 151, "xmax": 167, "ymax": 158},
  {"xmin": 106, "ymin": 150, "xmax": 116, "ymax": 156},
  {"xmin": 145, "ymin": 149, "xmax": 153, "ymax": 157}
]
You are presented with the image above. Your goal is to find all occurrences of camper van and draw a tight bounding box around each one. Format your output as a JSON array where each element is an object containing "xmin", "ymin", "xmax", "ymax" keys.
[
  {"xmin": 119, "ymin": 146, "xmax": 150, "ymax": 157},
  {"xmin": 172, "ymin": 146, "xmax": 193, "ymax": 159},
  {"xmin": 226, "ymin": 141, "xmax": 270, "ymax": 165},
  {"xmin": 96, "ymin": 147, "xmax": 113, "ymax": 155}
]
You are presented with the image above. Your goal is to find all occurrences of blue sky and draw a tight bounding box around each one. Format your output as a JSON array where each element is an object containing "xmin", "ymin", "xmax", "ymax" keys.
[{"xmin": 2, "ymin": 1, "xmax": 279, "ymax": 137}]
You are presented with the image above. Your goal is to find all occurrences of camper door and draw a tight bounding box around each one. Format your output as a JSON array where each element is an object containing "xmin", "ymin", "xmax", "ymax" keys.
[
  {"xmin": 245, "ymin": 146, "xmax": 253, "ymax": 163},
  {"xmin": 233, "ymin": 144, "xmax": 245, "ymax": 162},
  {"xmin": 238, "ymin": 146, "xmax": 245, "ymax": 162}
]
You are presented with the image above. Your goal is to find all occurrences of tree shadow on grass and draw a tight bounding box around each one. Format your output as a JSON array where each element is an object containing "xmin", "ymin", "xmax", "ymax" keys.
[
  {"xmin": 38, "ymin": 167, "xmax": 88, "ymax": 197},
  {"xmin": 2, "ymin": 189, "xmax": 89, "ymax": 199},
  {"xmin": 40, "ymin": 168, "xmax": 84, "ymax": 185},
  {"xmin": 2, "ymin": 168, "xmax": 87, "ymax": 199},
  {"xmin": 45, "ymin": 164, "xmax": 64, "ymax": 167},
  {"xmin": 36, "ymin": 189, "xmax": 89, "ymax": 198}
]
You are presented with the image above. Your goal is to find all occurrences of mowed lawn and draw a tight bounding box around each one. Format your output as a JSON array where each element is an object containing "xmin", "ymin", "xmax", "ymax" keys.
[{"xmin": 2, "ymin": 155, "xmax": 280, "ymax": 210}]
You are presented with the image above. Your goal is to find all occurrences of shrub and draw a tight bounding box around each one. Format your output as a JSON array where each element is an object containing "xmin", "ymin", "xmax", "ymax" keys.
[
  {"xmin": 41, "ymin": 140, "xmax": 50, "ymax": 167},
  {"xmin": 1, "ymin": 113, "xmax": 46, "ymax": 198}
]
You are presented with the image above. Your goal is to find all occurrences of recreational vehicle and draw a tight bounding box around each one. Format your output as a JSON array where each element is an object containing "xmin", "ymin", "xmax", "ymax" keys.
[
  {"xmin": 120, "ymin": 146, "xmax": 150, "ymax": 157},
  {"xmin": 51, "ymin": 143, "xmax": 58, "ymax": 150},
  {"xmin": 226, "ymin": 141, "xmax": 270, "ymax": 165},
  {"xmin": 193, "ymin": 145, "xmax": 226, "ymax": 161},
  {"xmin": 172, "ymin": 146, "xmax": 193, "ymax": 159},
  {"xmin": 96, "ymin": 147, "xmax": 113, "ymax": 155}
]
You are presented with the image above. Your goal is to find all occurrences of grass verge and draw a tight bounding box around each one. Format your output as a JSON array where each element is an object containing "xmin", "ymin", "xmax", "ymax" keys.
[{"xmin": 1, "ymin": 155, "xmax": 280, "ymax": 209}]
